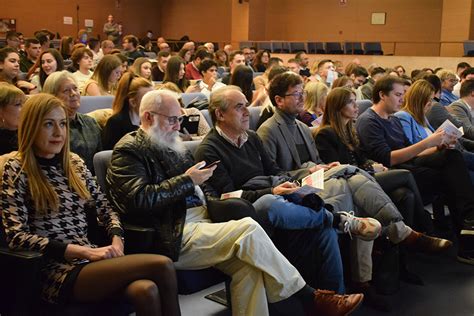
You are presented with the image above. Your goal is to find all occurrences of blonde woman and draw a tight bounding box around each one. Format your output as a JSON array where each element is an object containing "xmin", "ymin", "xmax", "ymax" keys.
[
  {"xmin": 1, "ymin": 93, "xmax": 180, "ymax": 315},
  {"xmin": 297, "ymin": 81, "xmax": 328, "ymax": 127},
  {"xmin": 83, "ymin": 55, "xmax": 123, "ymax": 96},
  {"xmin": 0, "ymin": 83, "xmax": 25, "ymax": 154}
]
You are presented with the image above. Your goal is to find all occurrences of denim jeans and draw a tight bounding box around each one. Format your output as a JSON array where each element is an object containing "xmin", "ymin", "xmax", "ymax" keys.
[
  {"xmin": 252, "ymin": 194, "xmax": 344, "ymax": 293},
  {"xmin": 252, "ymin": 194, "xmax": 334, "ymax": 230}
]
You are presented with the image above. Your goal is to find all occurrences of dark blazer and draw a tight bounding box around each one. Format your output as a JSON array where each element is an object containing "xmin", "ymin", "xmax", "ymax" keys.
[
  {"xmin": 257, "ymin": 110, "xmax": 321, "ymax": 171},
  {"xmin": 448, "ymin": 100, "xmax": 474, "ymax": 139}
]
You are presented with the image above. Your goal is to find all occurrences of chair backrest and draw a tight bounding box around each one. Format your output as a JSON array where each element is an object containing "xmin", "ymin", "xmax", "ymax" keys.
[
  {"xmin": 290, "ymin": 42, "xmax": 306, "ymax": 53},
  {"xmin": 345, "ymin": 42, "xmax": 364, "ymax": 55},
  {"xmin": 93, "ymin": 150, "xmax": 113, "ymax": 190},
  {"xmin": 356, "ymin": 99, "xmax": 373, "ymax": 116},
  {"xmin": 326, "ymin": 42, "xmax": 344, "ymax": 54},
  {"xmin": 307, "ymin": 42, "xmax": 326, "ymax": 54},
  {"xmin": 248, "ymin": 107, "xmax": 262, "ymax": 131},
  {"xmin": 464, "ymin": 41, "xmax": 474, "ymax": 56},
  {"xmin": 181, "ymin": 92, "xmax": 208, "ymax": 107},
  {"xmin": 364, "ymin": 42, "xmax": 384, "ymax": 55},
  {"xmin": 272, "ymin": 42, "xmax": 289, "ymax": 53},
  {"xmin": 257, "ymin": 42, "xmax": 272, "ymax": 51},
  {"xmin": 144, "ymin": 51, "xmax": 157, "ymax": 59},
  {"xmin": 79, "ymin": 96, "xmax": 114, "ymax": 114},
  {"xmin": 201, "ymin": 109, "xmax": 213, "ymax": 127}
]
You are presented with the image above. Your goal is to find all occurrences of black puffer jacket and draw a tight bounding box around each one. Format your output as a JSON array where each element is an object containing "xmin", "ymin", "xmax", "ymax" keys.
[{"xmin": 106, "ymin": 128, "xmax": 195, "ymax": 261}]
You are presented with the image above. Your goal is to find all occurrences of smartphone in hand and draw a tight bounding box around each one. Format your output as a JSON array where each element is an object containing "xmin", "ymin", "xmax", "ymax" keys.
[{"xmin": 202, "ymin": 160, "xmax": 220, "ymax": 169}]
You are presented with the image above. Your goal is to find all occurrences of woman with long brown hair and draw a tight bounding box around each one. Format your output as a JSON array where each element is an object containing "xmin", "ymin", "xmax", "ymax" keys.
[{"xmin": 102, "ymin": 72, "xmax": 153, "ymax": 149}]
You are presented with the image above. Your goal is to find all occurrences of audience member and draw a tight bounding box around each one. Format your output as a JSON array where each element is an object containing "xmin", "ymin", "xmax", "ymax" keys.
[
  {"xmin": 252, "ymin": 50, "xmax": 270, "ymax": 72},
  {"xmin": 203, "ymin": 42, "xmax": 215, "ymax": 53},
  {"xmin": 287, "ymin": 58, "xmax": 301, "ymax": 74},
  {"xmin": 311, "ymin": 59, "xmax": 337, "ymax": 87},
  {"xmin": 59, "ymin": 36, "xmax": 74, "ymax": 61},
  {"xmin": 453, "ymin": 67, "xmax": 474, "ymax": 97},
  {"xmin": 1, "ymin": 93, "xmax": 180, "ymax": 315},
  {"xmin": 107, "ymin": 88, "xmax": 364, "ymax": 316},
  {"xmin": 83, "ymin": 54, "xmax": 123, "ymax": 96},
  {"xmin": 5, "ymin": 31, "xmax": 20, "ymax": 51},
  {"xmin": 394, "ymin": 65, "xmax": 406, "ymax": 77},
  {"xmin": 43, "ymin": 71, "xmax": 102, "ymax": 172},
  {"xmin": 151, "ymin": 51, "xmax": 170, "ymax": 81},
  {"xmin": 297, "ymin": 81, "xmax": 328, "ymax": 127},
  {"xmin": 163, "ymin": 56, "xmax": 198, "ymax": 93},
  {"xmin": 356, "ymin": 76, "xmax": 474, "ymax": 264},
  {"xmin": 437, "ymin": 69, "xmax": 459, "ymax": 106},
  {"xmin": 122, "ymin": 35, "xmax": 145, "ymax": 64},
  {"xmin": 131, "ymin": 57, "xmax": 152, "ymax": 81},
  {"xmin": 185, "ymin": 49, "xmax": 212, "ymax": 80},
  {"xmin": 295, "ymin": 51, "xmax": 310, "ymax": 77},
  {"xmin": 223, "ymin": 44, "xmax": 233, "ymax": 56},
  {"xmin": 221, "ymin": 50, "xmax": 245, "ymax": 84},
  {"xmin": 0, "ymin": 83, "xmax": 25, "ymax": 154},
  {"xmin": 215, "ymin": 49, "xmax": 228, "ymax": 68},
  {"xmin": 360, "ymin": 67, "xmax": 385, "ymax": 100},
  {"xmin": 331, "ymin": 76, "xmax": 354, "ymax": 89},
  {"xmin": 0, "ymin": 47, "xmax": 35, "ymax": 93},
  {"xmin": 103, "ymin": 72, "xmax": 153, "ymax": 149},
  {"xmin": 19, "ymin": 38, "xmax": 41, "ymax": 73},
  {"xmin": 29, "ymin": 49, "xmax": 64, "ymax": 92},
  {"xmin": 70, "ymin": 47, "xmax": 94, "ymax": 93},
  {"xmin": 197, "ymin": 59, "xmax": 226, "ymax": 99}
]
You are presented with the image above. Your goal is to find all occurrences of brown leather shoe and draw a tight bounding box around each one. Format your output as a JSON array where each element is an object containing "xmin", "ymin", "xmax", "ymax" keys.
[
  {"xmin": 402, "ymin": 230, "xmax": 452, "ymax": 253},
  {"xmin": 309, "ymin": 289, "xmax": 364, "ymax": 316}
]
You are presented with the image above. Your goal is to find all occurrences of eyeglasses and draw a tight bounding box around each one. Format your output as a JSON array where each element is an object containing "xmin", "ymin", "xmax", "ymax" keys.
[
  {"xmin": 449, "ymin": 78, "xmax": 459, "ymax": 83},
  {"xmin": 284, "ymin": 91, "xmax": 306, "ymax": 99},
  {"xmin": 149, "ymin": 111, "xmax": 184, "ymax": 125}
]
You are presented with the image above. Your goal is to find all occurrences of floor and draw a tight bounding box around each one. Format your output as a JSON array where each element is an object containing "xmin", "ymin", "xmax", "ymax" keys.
[{"xmin": 178, "ymin": 249, "xmax": 474, "ymax": 316}]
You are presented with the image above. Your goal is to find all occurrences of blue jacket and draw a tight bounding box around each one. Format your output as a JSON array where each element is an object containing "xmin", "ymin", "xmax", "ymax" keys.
[{"xmin": 394, "ymin": 110, "xmax": 434, "ymax": 145}]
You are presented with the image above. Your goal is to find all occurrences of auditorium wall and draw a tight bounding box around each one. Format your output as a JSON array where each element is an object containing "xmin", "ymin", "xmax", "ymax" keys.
[{"xmin": 2, "ymin": 0, "xmax": 161, "ymax": 40}]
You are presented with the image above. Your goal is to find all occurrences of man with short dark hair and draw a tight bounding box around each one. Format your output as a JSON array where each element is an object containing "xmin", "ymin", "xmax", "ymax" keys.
[
  {"xmin": 295, "ymin": 51, "xmax": 310, "ymax": 77},
  {"xmin": 287, "ymin": 58, "xmax": 301, "ymax": 74},
  {"xmin": 122, "ymin": 34, "xmax": 145, "ymax": 64},
  {"xmin": 35, "ymin": 32, "xmax": 50, "ymax": 52},
  {"xmin": 19, "ymin": 38, "xmax": 41, "ymax": 73},
  {"xmin": 360, "ymin": 67, "xmax": 386, "ymax": 100},
  {"xmin": 185, "ymin": 49, "xmax": 212, "ymax": 80},
  {"xmin": 356, "ymin": 75, "xmax": 474, "ymax": 265},
  {"xmin": 315, "ymin": 59, "xmax": 336, "ymax": 87},
  {"xmin": 242, "ymin": 46, "xmax": 255, "ymax": 66},
  {"xmin": 107, "ymin": 89, "xmax": 364, "ymax": 316},
  {"xmin": 221, "ymin": 50, "xmax": 245, "ymax": 84},
  {"xmin": 151, "ymin": 51, "xmax": 170, "ymax": 81}
]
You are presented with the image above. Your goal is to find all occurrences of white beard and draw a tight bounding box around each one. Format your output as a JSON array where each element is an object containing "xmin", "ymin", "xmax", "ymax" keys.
[{"xmin": 147, "ymin": 122, "xmax": 186, "ymax": 155}]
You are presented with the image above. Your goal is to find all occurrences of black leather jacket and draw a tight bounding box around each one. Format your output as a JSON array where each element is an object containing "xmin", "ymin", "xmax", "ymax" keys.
[{"xmin": 106, "ymin": 129, "xmax": 195, "ymax": 261}]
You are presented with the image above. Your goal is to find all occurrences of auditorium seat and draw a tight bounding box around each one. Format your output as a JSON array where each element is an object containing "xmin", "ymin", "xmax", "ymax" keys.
[
  {"xmin": 78, "ymin": 96, "xmax": 114, "ymax": 114},
  {"xmin": 345, "ymin": 42, "xmax": 364, "ymax": 55},
  {"xmin": 326, "ymin": 42, "xmax": 344, "ymax": 54},
  {"xmin": 248, "ymin": 107, "xmax": 261, "ymax": 131},
  {"xmin": 356, "ymin": 99, "xmax": 373, "ymax": 116},
  {"xmin": 92, "ymin": 151, "xmax": 231, "ymax": 297},
  {"xmin": 239, "ymin": 41, "xmax": 254, "ymax": 49},
  {"xmin": 289, "ymin": 42, "xmax": 306, "ymax": 53},
  {"xmin": 201, "ymin": 109, "xmax": 213, "ymax": 127},
  {"xmin": 364, "ymin": 42, "xmax": 384, "ymax": 55},
  {"xmin": 463, "ymin": 41, "xmax": 474, "ymax": 56},
  {"xmin": 272, "ymin": 42, "xmax": 289, "ymax": 53},
  {"xmin": 307, "ymin": 42, "xmax": 326, "ymax": 54},
  {"xmin": 181, "ymin": 92, "xmax": 208, "ymax": 107},
  {"xmin": 257, "ymin": 42, "xmax": 272, "ymax": 52}
]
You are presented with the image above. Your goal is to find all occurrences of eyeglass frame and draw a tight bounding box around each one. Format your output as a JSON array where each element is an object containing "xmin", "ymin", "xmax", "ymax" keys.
[
  {"xmin": 149, "ymin": 111, "xmax": 184, "ymax": 125},
  {"xmin": 284, "ymin": 91, "xmax": 306, "ymax": 99}
]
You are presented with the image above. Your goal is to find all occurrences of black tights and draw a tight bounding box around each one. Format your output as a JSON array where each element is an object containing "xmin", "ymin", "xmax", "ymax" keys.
[{"xmin": 72, "ymin": 254, "xmax": 180, "ymax": 316}]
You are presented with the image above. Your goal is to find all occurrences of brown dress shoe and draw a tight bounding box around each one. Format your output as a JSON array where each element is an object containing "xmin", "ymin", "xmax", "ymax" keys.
[
  {"xmin": 309, "ymin": 289, "xmax": 364, "ymax": 316},
  {"xmin": 401, "ymin": 230, "xmax": 452, "ymax": 253}
]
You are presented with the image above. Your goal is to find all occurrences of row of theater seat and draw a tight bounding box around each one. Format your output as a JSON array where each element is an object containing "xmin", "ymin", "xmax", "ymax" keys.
[{"xmin": 240, "ymin": 41, "xmax": 384, "ymax": 55}]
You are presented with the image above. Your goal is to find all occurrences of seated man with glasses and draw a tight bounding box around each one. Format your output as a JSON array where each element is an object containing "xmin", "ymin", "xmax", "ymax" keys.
[{"xmin": 106, "ymin": 89, "xmax": 365, "ymax": 316}]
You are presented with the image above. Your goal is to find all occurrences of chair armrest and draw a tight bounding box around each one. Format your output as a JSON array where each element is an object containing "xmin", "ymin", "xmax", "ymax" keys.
[{"xmin": 0, "ymin": 247, "xmax": 43, "ymax": 315}]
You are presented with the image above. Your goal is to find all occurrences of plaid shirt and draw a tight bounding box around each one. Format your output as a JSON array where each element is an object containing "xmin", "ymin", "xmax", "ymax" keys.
[{"xmin": 69, "ymin": 113, "xmax": 102, "ymax": 173}]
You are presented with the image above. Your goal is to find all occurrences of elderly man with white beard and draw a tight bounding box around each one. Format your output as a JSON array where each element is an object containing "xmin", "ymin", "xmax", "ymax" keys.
[{"xmin": 106, "ymin": 89, "xmax": 364, "ymax": 316}]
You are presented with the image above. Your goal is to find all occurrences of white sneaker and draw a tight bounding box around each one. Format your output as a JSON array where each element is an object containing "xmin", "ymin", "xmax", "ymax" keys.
[{"xmin": 338, "ymin": 211, "xmax": 382, "ymax": 241}]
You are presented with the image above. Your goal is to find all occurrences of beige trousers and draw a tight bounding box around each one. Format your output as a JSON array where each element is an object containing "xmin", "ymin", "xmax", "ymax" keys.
[{"xmin": 175, "ymin": 208, "xmax": 306, "ymax": 316}]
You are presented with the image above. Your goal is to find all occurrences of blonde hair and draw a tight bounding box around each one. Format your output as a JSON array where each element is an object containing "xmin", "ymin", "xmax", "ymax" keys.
[
  {"xmin": 401, "ymin": 80, "xmax": 434, "ymax": 126},
  {"xmin": 304, "ymin": 81, "xmax": 328, "ymax": 114},
  {"xmin": 17, "ymin": 94, "xmax": 90, "ymax": 214},
  {"xmin": 0, "ymin": 82, "xmax": 25, "ymax": 108},
  {"xmin": 436, "ymin": 69, "xmax": 456, "ymax": 82},
  {"xmin": 89, "ymin": 55, "xmax": 122, "ymax": 95}
]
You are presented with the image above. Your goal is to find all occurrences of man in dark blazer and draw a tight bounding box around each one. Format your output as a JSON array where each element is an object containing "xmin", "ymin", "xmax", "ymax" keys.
[{"xmin": 448, "ymin": 79, "xmax": 474, "ymax": 140}]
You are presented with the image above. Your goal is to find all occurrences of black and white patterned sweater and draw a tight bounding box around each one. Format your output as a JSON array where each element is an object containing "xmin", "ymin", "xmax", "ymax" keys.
[{"xmin": 1, "ymin": 153, "xmax": 123, "ymax": 303}]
